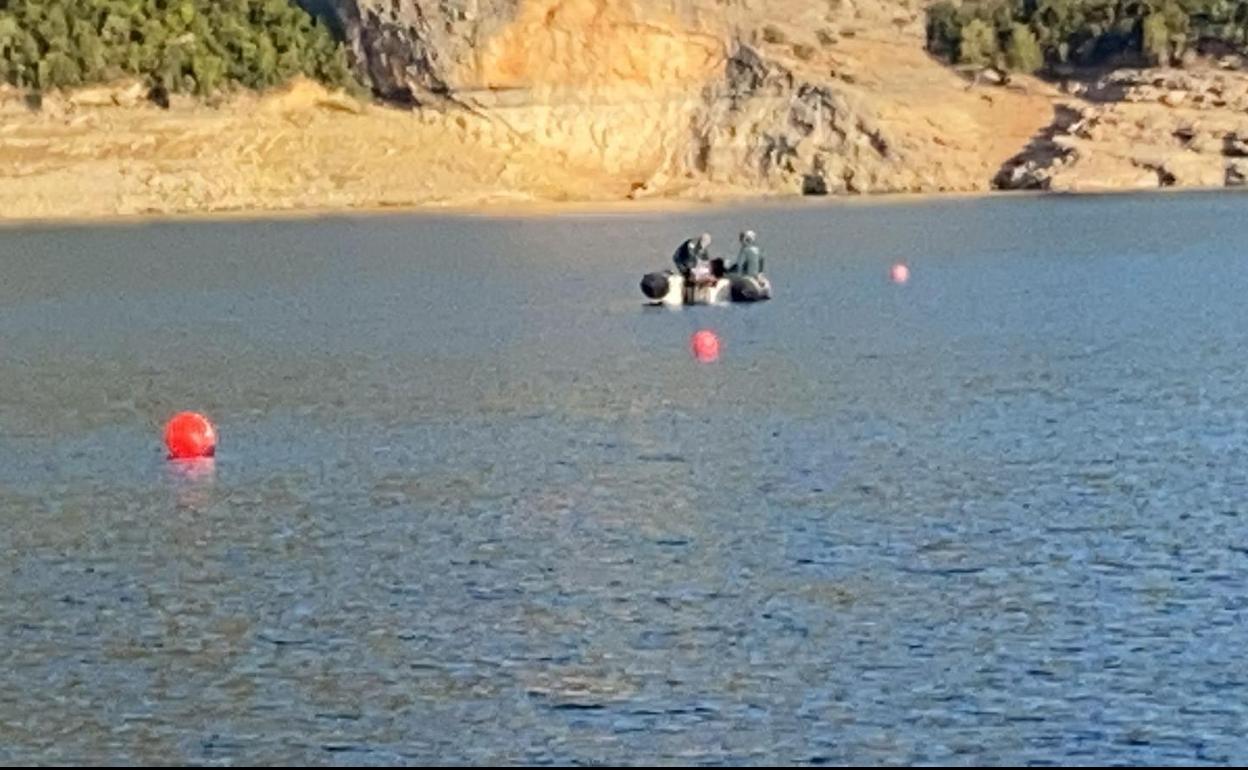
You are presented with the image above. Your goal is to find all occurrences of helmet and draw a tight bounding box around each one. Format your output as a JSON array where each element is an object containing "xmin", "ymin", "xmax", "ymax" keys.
[{"xmin": 740, "ymin": 229, "xmax": 756, "ymax": 245}]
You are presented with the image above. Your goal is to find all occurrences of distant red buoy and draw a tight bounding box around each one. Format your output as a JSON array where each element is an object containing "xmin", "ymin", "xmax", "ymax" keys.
[
  {"xmin": 691, "ymin": 330, "xmax": 720, "ymax": 363},
  {"xmin": 890, "ymin": 263, "xmax": 910, "ymax": 284},
  {"xmin": 165, "ymin": 412, "xmax": 216, "ymax": 459}
]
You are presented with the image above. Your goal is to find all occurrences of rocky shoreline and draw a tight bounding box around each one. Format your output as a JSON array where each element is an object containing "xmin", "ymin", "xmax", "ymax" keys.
[
  {"xmin": 5, "ymin": 0, "xmax": 1248, "ymax": 224},
  {"xmin": 998, "ymin": 65, "xmax": 1248, "ymax": 193}
]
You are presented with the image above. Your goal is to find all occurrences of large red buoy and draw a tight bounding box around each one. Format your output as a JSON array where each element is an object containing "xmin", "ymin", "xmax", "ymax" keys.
[
  {"xmin": 164, "ymin": 412, "xmax": 217, "ymax": 459},
  {"xmin": 691, "ymin": 330, "xmax": 720, "ymax": 363}
]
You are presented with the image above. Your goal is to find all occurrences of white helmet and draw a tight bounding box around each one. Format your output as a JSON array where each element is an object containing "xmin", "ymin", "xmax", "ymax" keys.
[{"xmin": 740, "ymin": 229, "xmax": 756, "ymax": 245}]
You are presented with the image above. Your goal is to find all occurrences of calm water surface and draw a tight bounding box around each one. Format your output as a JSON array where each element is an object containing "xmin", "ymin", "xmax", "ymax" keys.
[{"xmin": 2, "ymin": 193, "xmax": 1248, "ymax": 765}]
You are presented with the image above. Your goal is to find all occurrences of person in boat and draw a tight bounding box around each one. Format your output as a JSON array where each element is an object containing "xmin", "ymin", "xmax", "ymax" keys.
[
  {"xmin": 672, "ymin": 232, "xmax": 714, "ymax": 283},
  {"xmin": 731, "ymin": 229, "xmax": 763, "ymax": 277}
]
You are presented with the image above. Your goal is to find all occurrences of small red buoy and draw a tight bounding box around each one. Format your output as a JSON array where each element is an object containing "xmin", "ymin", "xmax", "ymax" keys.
[
  {"xmin": 164, "ymin": 412, "xmax": 217, "ymax": 459},
  {"xmin": 890, "ymin": 263, "xmax": 910, "ymax": 284},
  {"xmin": 691, "ymin": 330, "xmax": 720, "ymax": 363}
]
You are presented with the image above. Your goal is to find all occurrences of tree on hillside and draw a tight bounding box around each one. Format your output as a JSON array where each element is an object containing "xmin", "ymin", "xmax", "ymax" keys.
[{"xmin": 0, "ymin": 0, "xmax": 361, "ymax": 97}]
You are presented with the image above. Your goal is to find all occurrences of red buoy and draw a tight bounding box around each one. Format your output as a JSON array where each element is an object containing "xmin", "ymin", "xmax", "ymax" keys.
[
  {"xmin": 164, "ymin": 412, "xmax": 217, "ymax": 459},
  {"xmin": 691, "ymin": 330, "xmax": 720, "ymax": 363},
  {"xmin": 890, "ymin": 263, "xmax": 910, "ymax": 284}
]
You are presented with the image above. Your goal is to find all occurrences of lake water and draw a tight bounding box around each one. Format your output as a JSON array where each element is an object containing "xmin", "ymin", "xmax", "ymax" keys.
[{"xmin": 2, "ymin": 193, "xmax": 1248, "ymax": 765}]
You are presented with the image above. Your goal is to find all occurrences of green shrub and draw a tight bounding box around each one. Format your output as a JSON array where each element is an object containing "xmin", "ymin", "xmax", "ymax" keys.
[
  {"xmin": 927, "ymin": 1, "xmax": 965, "ymax": 59},
  {"xmin": 926, "ymin": 0, "xmax": 1248, "ymax": 72},
  {"xmin": 1142, "ymin": 12, "xmax": 1172, "ymax": 62},
  {"xmin": 960, "ymin": 18, "xmax": 1001, "ymax": 65},
  {"xmin": 0, "ymin": 0, "xmax": 362, "ymax": 97},
  {"xmin": 1006, "ymin": 22, "xmax": 1045, "ymax": 71}
]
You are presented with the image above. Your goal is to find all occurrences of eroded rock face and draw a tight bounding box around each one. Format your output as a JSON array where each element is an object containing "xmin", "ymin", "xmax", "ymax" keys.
[
  {"xmin": 319, "ymin": 0, "xmax": 731, "ymax": 100},
  {"xmin": 685, "ymin": 44, "xmax": 918, "ymax": 195},
  {"xmin": 308, "ymin": 1, "xmax": 1026, "ymax": 197},
  {"xmin": 315, "ymin": 0, "xmax": 521, "ymax": 102}
]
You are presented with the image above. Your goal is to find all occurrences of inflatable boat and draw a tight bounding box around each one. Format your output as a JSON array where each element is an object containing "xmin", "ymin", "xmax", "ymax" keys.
[{"xmin": 640, "ymin": 259, "xmax": 772, "ymax": 306}]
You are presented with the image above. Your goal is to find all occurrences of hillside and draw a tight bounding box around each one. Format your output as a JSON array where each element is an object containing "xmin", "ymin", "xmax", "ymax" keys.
[{"xmin": 2, "ymin": 0, "xmax": 1246, "ymax": 221}]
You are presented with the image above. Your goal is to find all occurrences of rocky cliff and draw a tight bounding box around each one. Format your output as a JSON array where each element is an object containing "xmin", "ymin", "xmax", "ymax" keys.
[{"xmin": 313, "ymin": 0, "xmax": 1049, "ymax": 198}]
